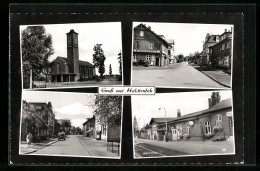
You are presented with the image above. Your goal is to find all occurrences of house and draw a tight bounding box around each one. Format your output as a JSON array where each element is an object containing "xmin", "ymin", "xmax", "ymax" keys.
[
  {"xmin": 149, "ymin": 117, "xmax": 175, "ymax": 140},
  {"xmin": 209, "ymin": 28, "xmax": 232, "ymax": 69},
  {"xmin": 51, "ymin": 29, "xmax": 95, "ymax": 82},
  {"xmin": 201, "ymin": 33, "xmax": 220, "ymax": 65},
  {"xmin": 155, "ymin": 98, "xmax": 233, "ymax": 141},
  {"xmin": 82, "ymin": 116, "xmax": 95, "ymax": 138},
  {"xmin": 21, "ymin": 101, "xmax": 55, "ymax": 141},
  {"xmin": 133, "ymin": 23, "xmax": 174, "ymax": 67}
]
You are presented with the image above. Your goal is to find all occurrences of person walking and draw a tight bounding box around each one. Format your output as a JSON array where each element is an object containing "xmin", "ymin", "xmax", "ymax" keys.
[{"xmin": 26, "ymin": 132, "xmax": 33, "ymax": 147}]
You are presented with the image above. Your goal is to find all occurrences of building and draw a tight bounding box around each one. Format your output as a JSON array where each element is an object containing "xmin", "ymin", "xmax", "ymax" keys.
[
  {"xmin": 57, "ymin": 119, "xmax": 71, "ymax": 134},
  {"xmin": 149, "ymin": 118, "xmax": 175, "ymax": 140},
  {"xmin": 82, "ymin": 116, "xmax": 95, "ymax": 138},
  {"xmin": 21, "ymin": 101, "xmax": 55, "ymax": 141},
  {"xmin": 133, "ymin": 23, "xmax": 174, "ymax": 67},
  {"xmin": 201, "ymin": 33, "xmax": 220, "ymax": 65},
  {"xmin": 209, "ymin": 28, "xmax": 232, "ymax": 69},
  {"xmin": 51, "ymin": 29, "xmax": 95, "ymax": 82},
  {"xmin": 151, "ymin": 98, "xmax": 233, "ymax": 141}
]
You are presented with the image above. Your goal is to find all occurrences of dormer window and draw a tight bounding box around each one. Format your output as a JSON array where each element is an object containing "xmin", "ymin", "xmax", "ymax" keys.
[
  {"xmin": 140, "ymin": 31, "xmax": 144, "ymax": 37},
  {"xmin": 149, "ymin": 43, "xmax": 154, "ymax": 49}
]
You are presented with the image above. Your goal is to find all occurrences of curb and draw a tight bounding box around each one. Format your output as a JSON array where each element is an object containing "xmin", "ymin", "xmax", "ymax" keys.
[
  {"xmin": 23, "ymin": 140, "xmax": 58, "ymax": 154},
  {"xmin": 196, "ymin": 70, "xmax": 231, "ymax": 88}
]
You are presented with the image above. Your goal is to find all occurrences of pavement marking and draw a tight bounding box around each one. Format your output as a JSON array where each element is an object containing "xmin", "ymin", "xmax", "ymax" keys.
[{"xmin": 135, "ymin": 144, "xmax": 166, "ymax": 157}]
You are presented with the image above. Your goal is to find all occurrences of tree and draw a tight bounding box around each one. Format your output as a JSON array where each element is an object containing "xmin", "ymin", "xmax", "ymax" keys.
[
  {"xmin": 118, "ymin": 52, "xmax": 122, "ymax": 76},
  {"xmin": 93, "ymin": 96, "xmax": 122, "ymax": 127},
  {"xmin": 109, "ymin": 64, "xmax": 112, "ymax": 77},
  {"xmin": 21, "ymin": 26, "xmax": 54, "ymax": 88},
  {"xmin": 177, "ymin": 54, "xmax": 184, "ymax": 62},
  {"xmin": 42, "ymin": 59, "xmax": 54, "ymax": 82},
  {"xmin": 211, "ymin": 92, "xmax": 221, "ymax": 106},
  {"xmin": 133, "ymin": 116, "xmax": 139, "ymax": 135},
  {"xmin": 92, "ymin": 44, "xmax": 106, "ymax": 78}
]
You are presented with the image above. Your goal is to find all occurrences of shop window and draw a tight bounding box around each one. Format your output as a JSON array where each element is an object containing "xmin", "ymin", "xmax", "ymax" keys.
[
  {"xmin": 205, "ymin": 121, "xmax": 212, "ymax": 134},
  {"xmin": 140, "ymin": 31, "xmax": 144, "ymax": 37},
  {"xmin": 216, "ymin": 114, "xmax": 222, "ymax": 127},
  {"xmin": 133, "ymin": 55, "xmax": 137, "ymax": 62}
]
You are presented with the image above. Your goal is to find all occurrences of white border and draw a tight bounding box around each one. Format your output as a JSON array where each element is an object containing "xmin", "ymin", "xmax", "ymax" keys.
[
  {"xmin": 19, "ymin": 91, "xmax": 123, "ymax": 159},
  {"xmin": 131, "ymin": 22, "xmax": 233, "ymax": 89},
  {"xmin": 19, "ymin": 22, "xmax": 124, "ymax": 90},
  {"xmin": 132, "ymin": 90, "xmax": 235, "ymax": 159}
]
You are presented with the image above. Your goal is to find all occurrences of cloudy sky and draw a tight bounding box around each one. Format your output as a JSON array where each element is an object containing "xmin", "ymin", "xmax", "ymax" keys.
[
  {"xmin": 22, "ymin": 91, "xmax": 97, "ymax": 128},
  {"xmin": 20, "ymin": 22, "xmax": 122, "ymax": 75},
  {"xmin": 133, "ymin": 22, "xmax": 233, "ymax": 56},
  {"xmin": 132, "ymin": 90, "xmax": 232, "ymax": 128}
]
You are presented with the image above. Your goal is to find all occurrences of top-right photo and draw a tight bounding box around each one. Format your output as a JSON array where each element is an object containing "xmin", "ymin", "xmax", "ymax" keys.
[{"xmin": 131, "ymin": 22, "xmax": 233, "ymax": 88}]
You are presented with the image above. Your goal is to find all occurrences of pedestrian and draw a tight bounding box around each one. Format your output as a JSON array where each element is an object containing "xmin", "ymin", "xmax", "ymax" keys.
[{"xmin": 26, "ymin": 132, "xmax": 33, "ymax": 147}]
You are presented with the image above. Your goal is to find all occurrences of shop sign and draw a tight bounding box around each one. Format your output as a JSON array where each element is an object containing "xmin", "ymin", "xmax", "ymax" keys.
[{"xmin": 133, "ymin": 49, "xmax": 160, "ymax": 53}]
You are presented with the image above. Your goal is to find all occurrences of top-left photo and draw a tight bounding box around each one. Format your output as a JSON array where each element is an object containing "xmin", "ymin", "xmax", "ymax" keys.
[{"xmin": 20, "ymin": 22, "xmax": 123, "ymax": 89}]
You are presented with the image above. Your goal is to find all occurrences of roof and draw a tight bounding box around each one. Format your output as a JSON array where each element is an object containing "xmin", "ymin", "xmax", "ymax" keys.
[
  {"xmin": 206, "ymin": 35, "xmax": 219, "ymax": 43},
  {"xmin": 134, "ymin": 23, "xmax": 170, "ymax": 46},
  {"xmin": 166, "ymin": 39, "xmax": 175, "ymax": 45},
  {"xmin": 54, "ymin": 56, "xmax": 93, "ymax": 67},
  {"xmin": 166, "ymin": 98, "xmax": 232, "ymax": 124},
  {"xmin": 149, "ymin": 118, "xmax": 175, "ymax": 125}
]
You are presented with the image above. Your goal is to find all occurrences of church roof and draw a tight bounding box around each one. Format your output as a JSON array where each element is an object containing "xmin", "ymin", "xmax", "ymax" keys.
[{"xmin": 55, "ymin": 56, "xmax": 93, "ymax": 67}]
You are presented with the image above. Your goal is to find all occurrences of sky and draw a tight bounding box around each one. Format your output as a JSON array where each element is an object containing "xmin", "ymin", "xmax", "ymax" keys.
[
  {"xmin": 20, "ymin": 22, "xmax": 122, "ymax": 75},
  {"xmin": 132, "ymin": 90, "xmax": 233, "ymax": 128},
  {"xmin": 133, "ymin": 22, "xmax": 233, "ymax": 56},
  {"xmin": 22, "ymin": 91, "xmax": 97, "ymax": 128}
]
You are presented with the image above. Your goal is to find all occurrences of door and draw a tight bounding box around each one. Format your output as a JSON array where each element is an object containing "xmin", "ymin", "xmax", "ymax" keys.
[
  {"xmin": 172, "ymin": 129, "xmax": 178, "ymax": 140},
  {"xmin": 156, "ymin": 58, "xmax": 160, "ymax": 66}
]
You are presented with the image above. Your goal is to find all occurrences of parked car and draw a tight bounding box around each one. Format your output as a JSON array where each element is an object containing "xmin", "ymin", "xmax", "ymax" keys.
[
  {"xmin": 133, "ymin": 61, "xmax": 138, "ymax": 66},
  {"xmin": 58, "ymin": 132, "xmax": 66, "ymax": 141}
]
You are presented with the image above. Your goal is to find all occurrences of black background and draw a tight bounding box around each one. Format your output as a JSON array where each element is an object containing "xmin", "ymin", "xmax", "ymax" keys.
[{"xmin": 7, "ymin": 4, "xmax": 256, "ymax": 168}]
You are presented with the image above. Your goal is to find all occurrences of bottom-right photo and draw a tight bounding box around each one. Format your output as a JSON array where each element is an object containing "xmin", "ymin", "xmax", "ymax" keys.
[{"xmin": 132, "ymin": 90, "xmax": 235, "ymax": 158}]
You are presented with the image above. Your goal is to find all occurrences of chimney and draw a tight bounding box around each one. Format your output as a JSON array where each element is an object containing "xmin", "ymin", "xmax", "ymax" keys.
[
  {"xmin": 208, "ymin": 98, "xmax": 212, "ymax": 108},
  {"xmin": 148, "ymin": 26, "xmax": 151, "ymax": 30},
  {"xmin": 177, "ymin": 109, "xmax": 181, "ymax": 117},
  {"xmin": 225, "ymin": 29, "xmax": 227, "ymax": 32}
]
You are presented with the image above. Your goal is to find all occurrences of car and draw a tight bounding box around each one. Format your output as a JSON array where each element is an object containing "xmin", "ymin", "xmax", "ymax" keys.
[
  {"xmin": 58, "ymin": 132, "xmax": 66, "ymax": 141},
  {"xmin": 133, "ymin": 61, "xmax": 138, "ymax": 66}
]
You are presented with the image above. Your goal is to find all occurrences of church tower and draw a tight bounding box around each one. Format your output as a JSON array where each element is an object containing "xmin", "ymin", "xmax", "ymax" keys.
[{"xmin": 67, "ymin": 29, "xmax": 80, "ymax": 81}]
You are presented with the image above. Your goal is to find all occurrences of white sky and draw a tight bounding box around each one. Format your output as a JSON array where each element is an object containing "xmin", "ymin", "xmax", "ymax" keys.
[
  {"xmin": 22, "ymin": 91, "xmax": 97, "ymax": 128},
  {"xmin": 20, "ymin": 22, "xmax": 122, "ymax": 75},
  {"xmin": 132, "ymin": 90, "xmax": 232, "ymax": 128},
  {"xmin": 133, "ymin": 22, "xmax": 233, "ymax": 56}
]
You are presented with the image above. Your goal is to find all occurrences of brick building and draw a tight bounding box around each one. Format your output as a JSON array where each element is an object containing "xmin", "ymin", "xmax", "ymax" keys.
[
  {"xmin": 133, "ymin": 23, "xmax": 174, "ymax": 66},
  {"xmin": 82, "ymin": 116, "xmax": 95, "ymax": 138},
  {"xmin": 51, "ymin": 29, "xmax": 95, "ymax": 82},
  {"xmin": 148, "ymin": 98, "xmax": 233, "ymax": 141},
  {"xmin": 209, "ymin": 29, "xmax": 232, "ymax": 69}
]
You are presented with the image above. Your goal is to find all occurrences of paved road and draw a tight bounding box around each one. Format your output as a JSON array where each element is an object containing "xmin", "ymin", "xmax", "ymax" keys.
[
  {"xmin": 33, "ymin": 135, "xmax": 119, "ymax": 158},
  {"xmin": 134, "ymin": 137, "xmax": 235, "ymax": 157},
  {"xmin": 132, "ymin": 62, "xmax": 225, "ymax": 88}
]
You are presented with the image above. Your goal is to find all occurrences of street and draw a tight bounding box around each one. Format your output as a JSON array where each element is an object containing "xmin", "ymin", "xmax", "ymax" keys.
[
  {"xmin": 132, "ymin": 62, "xmax": 225, "ymax": 88},
  {"xmin": 33, "ymin": 135, "xmax": 120, "ymax": 158},
  {"xmin": 134, "ymin": 137, "xmax": 235, "ymax": 158}
]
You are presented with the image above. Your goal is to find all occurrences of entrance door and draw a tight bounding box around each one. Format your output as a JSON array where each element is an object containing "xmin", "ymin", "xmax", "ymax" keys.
[
  {"xmin": 156, "ymin": 58, "xmax": 160, "ymax": 66},
  {"xmin": 172, "ymin": 129, "xmax": 178, "ymax": 140}
]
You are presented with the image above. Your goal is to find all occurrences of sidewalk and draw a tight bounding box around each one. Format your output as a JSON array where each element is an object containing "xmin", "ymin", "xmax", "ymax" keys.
[
  {"xmin": 20, "ymin": 138, "xmax": 58, "ymax": 154},
  {"xmin": 135, "ymin": 137, "xmax": 235, "ymax": 155},
  {"xmin": 193, "ymin": 66, "xmax": 231, "ymax": 88}
]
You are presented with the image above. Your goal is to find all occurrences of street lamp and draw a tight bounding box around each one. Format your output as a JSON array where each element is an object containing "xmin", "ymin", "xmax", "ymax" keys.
[{"xmin": 159, "ymin": 106, "xmax": 168, "ymax": 142}]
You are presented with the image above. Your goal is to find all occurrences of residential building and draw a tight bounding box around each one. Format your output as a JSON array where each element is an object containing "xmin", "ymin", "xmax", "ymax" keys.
[
  {"xmin": 51, "ymin": 29, "xmax": 95, "ymax": 82},
  {"xmin": 152, "ymin": 98, "xmax": 233, "ymax": 141},
  {"xmin": 209, "ymin": 28, "xmax": 232, "ymax": 69},
  {"xmin": 201, "ymin": 33, "xmax": 220, "ymax": 65},
  {"xmin": 133, "ymin": 23, "xmax": 174, "ymax": 66},
  {"xmin": 82, "ymin": 116, "xmax": 95, "ymax": 138},
  {"xmin": 149, "ymin": 118, "xmax": 175, "ymax": 140}
]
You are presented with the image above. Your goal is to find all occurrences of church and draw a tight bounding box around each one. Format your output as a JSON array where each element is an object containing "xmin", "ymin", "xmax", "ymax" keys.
[{"xmin": 51, "ymin": 29, "xmax": 95, "ymax": 82}]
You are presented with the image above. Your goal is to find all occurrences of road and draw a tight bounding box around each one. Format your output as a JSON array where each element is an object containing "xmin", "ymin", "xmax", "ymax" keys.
[
  {"xmin": 33, "ymin": 135, "xmax": 119, "ymax": 158},
  {"xmin": 134, "ymin": 138, "xmax": 235, "ymax": 158},
  {"xmin": 132, "ymin": 62, "xmax": 225, "ymax": 88}
]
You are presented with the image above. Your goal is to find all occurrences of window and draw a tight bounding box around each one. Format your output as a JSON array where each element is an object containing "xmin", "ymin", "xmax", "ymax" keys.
[
  {"xmin": 186, "ymin": 124, "xmax": 190, "ymax": 135},
  {"xmin": 230, "ymin": 117, "xmax": 233, "ymax": 127},
  {"xmin": 146, "ymin": 55, "xmax": 151, "ymax": 62},
  {"xmin": 205, "ymin": 121, "xmax": 212, "ymax": 134},
  {"xmin": 140, "ymin": 31, "xmax": 144, "ymax": 37},
  {"xmin": 36, "ymin": 106, "xmax": 42, "ymax": 110},
  {"xmin": 222, "ymin": 44, "xmax": 225, "ymax": 50},
  {"xmin": 136, "ymin": 41, "xmax": 139, "ymax": 49},
  {"xmin": 133, "ymin": 55, "xmax": 137, "ymax": 62},
  {"xmin": 216, "ymin": 114, "xmax": 222, "ymax": 127},
  {"xmin": 149, "ymin": 43, "xmax": 154, "ymax": 49},
  {"xmin": 226, "ymin": 41, "xmax": 231, "ymax": 49},
  {"xmin": 56, "ymin": 63, "xmax": 61, "ymax": 73}
]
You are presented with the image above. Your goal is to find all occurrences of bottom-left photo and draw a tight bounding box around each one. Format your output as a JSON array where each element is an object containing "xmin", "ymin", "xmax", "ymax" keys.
[{"xmin": 19, "ymin": 91, "xmax": 122, "ymax": 159}]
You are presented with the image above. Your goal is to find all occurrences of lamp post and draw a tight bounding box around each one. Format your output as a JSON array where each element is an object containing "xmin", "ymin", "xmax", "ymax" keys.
[{"xmin": 159, "ymin": 106, "xmax": 168, "ymax": 142}]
